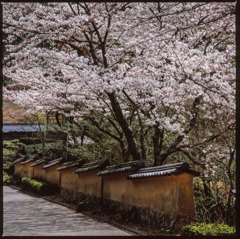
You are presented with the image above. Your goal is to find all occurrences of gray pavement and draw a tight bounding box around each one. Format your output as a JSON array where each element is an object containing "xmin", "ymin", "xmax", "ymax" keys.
[{"xmin": 3, "ymin": 186, "xmax": 132, "ymax": 236}]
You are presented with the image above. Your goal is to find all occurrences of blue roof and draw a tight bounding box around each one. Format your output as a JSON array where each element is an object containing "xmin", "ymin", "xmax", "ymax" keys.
[{"xmin": 3, "ymin": 124, "xmax": 45, "ymax": 133}]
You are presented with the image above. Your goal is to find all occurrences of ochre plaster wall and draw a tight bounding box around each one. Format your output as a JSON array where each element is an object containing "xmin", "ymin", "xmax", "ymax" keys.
[
  {"xmin": 102, "ymin": 173, "xmax": 129, "ymax": 202},
  {"xmin": 77, "ymin": 170, "xmax": 102, "ymax": 198},
  {"xmin": 44, "ymin": 164, "xmax": 62, "ymax": 185},
  {"xmin": 21, "ymin": 162, "xmax": 34, "ymax": 178},
  {"xmin": 60, "ymin": 167, "xmax": 79, "ymax": 192},
  {"xmin": 102, "ymin": 173, "xmax": 195, "ymax": 218},
  {"xmin": 175, "ymin": 173, "xmax": 196, "ymax": 218},
  {"xmin": 32, "ymin": 164, "xmax": 46, "ymax": 181},
  {"xmin": 14, "ymin": 163, "xmax": 23, "ymax": 176}
]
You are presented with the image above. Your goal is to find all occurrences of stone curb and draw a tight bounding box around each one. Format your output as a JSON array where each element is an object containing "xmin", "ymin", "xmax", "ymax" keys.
[{"xmin": 8, "ymin": 185, "xmax": 145, "ymax": 236}]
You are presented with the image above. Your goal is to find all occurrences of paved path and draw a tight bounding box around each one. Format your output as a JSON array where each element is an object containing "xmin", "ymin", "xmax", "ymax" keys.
[{"xmin": 3, "ymin": 186, "xmax": 132, "ymax": 236}]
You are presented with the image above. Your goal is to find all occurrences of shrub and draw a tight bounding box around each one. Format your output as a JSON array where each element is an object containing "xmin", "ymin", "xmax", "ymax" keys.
[
  {"xmin": 19, "ymin": 137, "xmax": 39, "ymax": 145},
  {"xmin": 21, "ymin": 177, "xmax": 43, "ymax": 193},
  {"xmin": 24, "ymin": 141, "xmax": 63, "ymax": 155},
  {"xmin": 19, "ymin": 137, "xmax": 55, "ymax": 145},
  {"xmin": 3, "ymin": 171, "xmax": 11, "ymax": 185},
  {"xmin": 4, "ymin": 161, "xmax": 14, "ymax": 175},
  {"xmin": 3, "ymin": 140, "xmax": 20, "ymax": 182},
  {"xmin": 181, "ymin": 223, "xmax": 236, "ymax": 236},
  {"xmin": 67, "ymin": 139, "xmax": 122, "ymax": 163},
  {"xmin": 9, "ymin": 175, "xmax": 22, "ymax": 186},
  {"xmin": 3, "ymin": 148, "xmax": 16, "ymax": 162},
  {"xmin": 21, "ymin": 177, "xmax": 59, "ymax": 195},
  {"xmin": 3, "ymin": 139, "xmax": 20, "ymax": 149},
  {"xmin": 193, "ymin": 177, "xmax": 235, "ymax": 225},
  {"xmin": 3, "ymin": 140, "xmax": 24, "ymax": 163},
  {"xmin": 3, "ymin": 173, "xmax": 21, "ymax": 186}
]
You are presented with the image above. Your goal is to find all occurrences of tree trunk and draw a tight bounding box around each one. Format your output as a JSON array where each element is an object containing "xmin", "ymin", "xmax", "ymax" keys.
[
  {"xmin": 153, "ymin": 125, "xmax": 161, "ymax": 165},
  {"xmin": 107, "ymin": 92, "xmax": 141, "ymax": 161},
  {"xmin": 154, "ymin": 153, "xmax": 168, "ymax": 166},
  {"xmin": 55, "ymin": 111, "xmax": 62, "ymax": 127},
  {"xmin": 138, "ymin": 112, "xmax": 146, "ymax": 161},
  {"xmin": 119, "ymin": 139, "xmax": 129, "ymax": 162},
  {"xmin": 153, "ymin": 124, "xmax": 168, "ymax": 166}
]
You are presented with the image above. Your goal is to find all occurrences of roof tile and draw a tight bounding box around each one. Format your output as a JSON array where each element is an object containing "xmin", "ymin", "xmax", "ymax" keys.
[
  {"xmin": 13, "ymin": 157, "xmax": 26, "ymax": 164},
  {"xmin": 128, "ymin": 162, "xmax": 200, "ymax": 179},
  {"xmin": 75, "ymin": 160, "xmax": 110, "ymax": 174},
  {"xmin": 31, "ymin": 157, "xmax": 52, "ymax": 167},
  {"xmin": 57, "ymin": 159, "xmax": 86, "ymax": 171},
  {"xmin": 97, "ymin": 160, "xmax": 144, "ymax": 176},
  {"xmin": 43, "ymin": 158, "xmax": 63, "ymax": 169}
]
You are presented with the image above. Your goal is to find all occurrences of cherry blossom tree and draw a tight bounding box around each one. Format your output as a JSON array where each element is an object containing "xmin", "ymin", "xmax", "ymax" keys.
[{"xmin": 3, "ymin": 3, "xmax": 235, "ymax": 169}]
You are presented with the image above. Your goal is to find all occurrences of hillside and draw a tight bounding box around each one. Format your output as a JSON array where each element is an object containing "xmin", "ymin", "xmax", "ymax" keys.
[{"xmin": 3, "ymin": 101, "xmax": 45, "ymax": 124}]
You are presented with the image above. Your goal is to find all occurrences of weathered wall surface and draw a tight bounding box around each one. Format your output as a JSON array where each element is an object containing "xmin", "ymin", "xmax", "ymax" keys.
[
  {"xmin": 77, "ymin": 170, "xmax": 102, "ymax": 198},
  {"xmin": 21, "ymin": 162, "xmax": 34, "ymax": 178},
  {"xmin": 175, "ymin": 173, "xmax": 195, "ymax": 218},
  {"xmin": 32, "ymin": 164, "xmax": 45, "ymax": 181},
  {"xmin": 102, "ymin": 173, "xmax": 195, "ymax": 219},
  {"xmin": 102, "ymin": 173, "xmax": 129, "ymax": 202},
  {"xmin": 44, "ymin": 164, "xmax": 61, "ymax": 185},
  {"xmin": 60, "ymin": 167, "xmax": 79, "ymax": 192},
  {"xmin": 14, "ymin": 163, "xmax": 23, "ymax": 176}
]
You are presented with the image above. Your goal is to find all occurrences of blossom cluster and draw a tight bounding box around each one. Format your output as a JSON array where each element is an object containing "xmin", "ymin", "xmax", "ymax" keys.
[{"xmin": 3, "ymin": 3, "xmax": 235, "ymax": 174}]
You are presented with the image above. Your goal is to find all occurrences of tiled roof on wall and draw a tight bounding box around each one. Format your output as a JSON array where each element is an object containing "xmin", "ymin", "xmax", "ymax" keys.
[
  {"xmin": 20, "ymin": 153, "xmax": 41, "ymax": 165},
  {"xmin": 13, "ymin": 156, "xmax": 27, "ymax": 164},
  {"xmin": 43, "ymin": 158, "xmax": 63, "ymax": 169},
  {"xmin": 57, "ymin": 159, "xmax": 86, "ymax": 171},
  {"xmin": 75, "ymin": 160, "xmax": 110, "ymax": 173},
  {"xmin": 31, "ymin": 159, "xmax": 46, "ymax": 167},
  {"xmin": 31, "ymin": 157, "xmax": 52, "ymax": 167},
  {"xmin": 128, "ymin": 162, "xmax": 200, "ymax": 179},
  {"xmin": 97, "ymin": 160, "xmax": 144, "ymax": 176},
  {"xmin": 20, "ymin": 157, "xmax": 36, "ymax": 165}
]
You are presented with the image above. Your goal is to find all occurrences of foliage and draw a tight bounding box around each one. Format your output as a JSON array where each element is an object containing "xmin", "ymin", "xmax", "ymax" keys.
[
  {"xmin": 67, "ymin": 138, "xmax": 122, "ymax": 164},
  {"xmin": 3, "ymin": 161, "xmax": 14, "ymax": 175},
  {"xmin": 3, "ymin": 148, "xmax": 15, "ymax": 162},
  {"xmin": 21, "ymin": 177, "xmax": 43, "ymax": 192},
  {"xmin": 3, "ymin": 139, "xmax": 20, "ymax": 149},
  {"xmin": 24, "ymin": 141, "xmax": 63, "ymax": 155},
  {"xmin": 3, "ymin": 171, "xmax": 11, "ymax": 185},
  {"xmin": 194, "ymin": 177, "xmax": 235, "ymax": 225},
  {"xmin": 3, "ymin": 140, "xmax": 20, "ymax": 162},
  {"xmin": 3, "ymin": 173, "xmax": 21, "ymax": 186},
  {"xmin": 21, "ymin": 177, "xmax": 59, "ymax": 195},
  {"xmin": 181, "ymin": 223, "xmax": 236, "ymax": 236},
  {"xmin": 19, "ymin": 137, "xmax": 40, "ymax": 145},
  {"xmin": 3, "ymin": 140, "xmax": 20, "ymax": 176}
]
